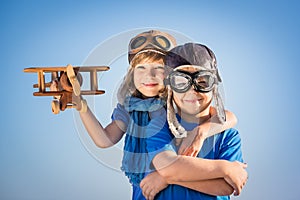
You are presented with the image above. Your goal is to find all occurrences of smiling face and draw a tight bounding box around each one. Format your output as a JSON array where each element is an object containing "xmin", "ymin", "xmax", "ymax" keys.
[
  {"xmin": 133, "ymin": 58, "xmax": 165, "ymax": 98},
  {"xmin": 172, "ymin": 66, "xmax": 213, "ymax": 123}
]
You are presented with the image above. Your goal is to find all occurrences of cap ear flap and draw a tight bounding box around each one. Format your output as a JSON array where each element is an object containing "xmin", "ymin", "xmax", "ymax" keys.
[
  {"xmin": 117, "ymin": 66, "xmax": 136, "ymax": 104},
  {"xmin": 166, "ymin": 86, "xmax": 187, "ymax": 138},
  {"xmin": 213, "ymin": 86, "xmax": 226, "ymax": 123}
]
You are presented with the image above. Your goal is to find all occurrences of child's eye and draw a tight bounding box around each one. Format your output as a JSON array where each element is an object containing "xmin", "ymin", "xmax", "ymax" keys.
[
  {"xmin": 155, "ymin": 66, "xmax": 165, "ymax": 70},
  {"xmin": 136, "ymin": 65, "xmax": 145, "ymax": 69}
]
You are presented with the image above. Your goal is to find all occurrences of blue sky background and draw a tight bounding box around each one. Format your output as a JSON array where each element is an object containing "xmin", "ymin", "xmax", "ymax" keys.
[{"xmin": 1, "ymin": 0, "xmax": 300, "ymax": 199}]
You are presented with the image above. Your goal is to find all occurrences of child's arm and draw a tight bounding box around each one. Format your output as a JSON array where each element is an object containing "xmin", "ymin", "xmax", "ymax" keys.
[
  {"xmin": 171, "ymin": 179, "xmax": 234, "ymax": 196},
  {"xmin": 178, "ymin": 109, "xmax": 237, "ymax": 156},
  {"xmin": 50, "ymin": 80, "xmax": 124, "ymax": 148},
  {"xmin": 139, "ymin": 171, "xmax": 168, "ymax": 200},
  {"xmin": 140, "ymin": 172, "xmax": 234, "ymax": 200},
  {"xmin": 152, "ymin": 150, "xmax": 247, "ymax": 195},
  {"xmin": 79, "ymin": 106, "xmax": 125, "ymax": 148}
]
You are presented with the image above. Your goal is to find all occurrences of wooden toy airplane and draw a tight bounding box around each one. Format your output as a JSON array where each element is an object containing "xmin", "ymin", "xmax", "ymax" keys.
[{"xmin": 24, "ymin": 64, "xmax": 110, "ymax": 114}]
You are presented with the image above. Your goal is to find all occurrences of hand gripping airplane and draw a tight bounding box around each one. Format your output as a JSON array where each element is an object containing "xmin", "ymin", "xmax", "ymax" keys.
[{"xmin": 24, "ymin": 64, "xmax": 109, "ymax": 114}]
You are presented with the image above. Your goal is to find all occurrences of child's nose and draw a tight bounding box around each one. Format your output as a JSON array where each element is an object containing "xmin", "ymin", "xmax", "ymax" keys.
[
  {"xmin": 147, "ymin": 68, "xmax": 156, "ymax": 77},
  {"xmin": 188, "ymin": 84, "xmax": 199, "ymax": 93}
]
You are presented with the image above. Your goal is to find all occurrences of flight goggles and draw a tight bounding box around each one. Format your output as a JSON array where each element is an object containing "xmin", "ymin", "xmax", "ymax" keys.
[
  {"xmin": 164, "ymin": 69, "xmax": 217, "ymax": 93},
  {"xmin": 128, "ymin": 30, "xmax": 176, "ymax": 56}
]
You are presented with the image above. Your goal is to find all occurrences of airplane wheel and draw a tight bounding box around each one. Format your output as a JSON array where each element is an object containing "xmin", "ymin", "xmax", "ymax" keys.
[
  {"xmin": 52, "ymin": 100, "xmax": 60, "ymax": 114},
  {"xmin": 80, "ymin": 99, "xmax": 87, "ymax": 113}
]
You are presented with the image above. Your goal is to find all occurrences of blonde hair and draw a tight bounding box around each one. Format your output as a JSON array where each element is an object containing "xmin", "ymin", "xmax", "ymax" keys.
[{"xmin": 117, "ymin": 51, "xmax": 167, "ymax": 104}]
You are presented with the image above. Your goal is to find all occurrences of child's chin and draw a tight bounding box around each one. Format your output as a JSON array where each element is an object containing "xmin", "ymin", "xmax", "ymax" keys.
[{"xmin": 139, "ymin": 90, "xmax": 160, "ymax": 98}]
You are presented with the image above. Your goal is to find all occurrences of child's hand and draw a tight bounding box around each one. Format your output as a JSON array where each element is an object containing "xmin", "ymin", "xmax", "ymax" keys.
[
  {"xmin": 50, "ymin": 80, "xmax": 58, "ymax": 91},
  {"xmin": 50, "ymin": 80, "xmax": 61, "ymax": 99},
  {"xmin": 178, "ymin": 127, "xmax": 205, "ymax": 157},
  {"xmin": 140, "ymin": 172, "xmax": 168, "ymax": 200},
  {"xmin": 223, "ymin": 161, "xmax": 248, "ymax": 196}
]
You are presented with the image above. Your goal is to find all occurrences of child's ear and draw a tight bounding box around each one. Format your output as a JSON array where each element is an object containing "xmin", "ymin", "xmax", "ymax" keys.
[{"xmin": 209, "ymin": 106, "xmax": 217, "ymax": 116}]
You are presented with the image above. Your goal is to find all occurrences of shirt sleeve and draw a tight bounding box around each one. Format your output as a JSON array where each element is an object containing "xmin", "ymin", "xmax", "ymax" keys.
[
  {"xmin": 217, "ymin": 128, "xmax": 244, "ymax": 162},
  {"xmin": 111, "ymin": 103, "xmax": 130, "ymax": 127}
]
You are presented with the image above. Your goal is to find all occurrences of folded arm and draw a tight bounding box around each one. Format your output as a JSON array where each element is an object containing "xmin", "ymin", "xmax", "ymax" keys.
[
  {"xmin": 152, "ymin": 150, "xmax": 247, "ymax": 195},
  {"xmin": 140, "ymin": 171, "xmax": 233, "ymax": 200},
  {"xmin": 153, "ymin": 151, "xmax": 227, "ymax": 182},
  {"xmin": 171, "ymin": 179, "xmax": 234, "ymax": 196}
]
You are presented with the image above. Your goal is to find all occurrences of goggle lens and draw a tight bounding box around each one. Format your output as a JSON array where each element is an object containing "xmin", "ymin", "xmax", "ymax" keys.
[
  {"xmin": 130, "ymin": 36, "xmax": 146, "ymax": 49},
  {"xmin": 194, "ymin": 74, "xmax": 215, "ymax": 92},
  {"xmin": 170, "ymin": 73, "xmax": 191, "ymax": 92},
  {"xmin": 167, "ymin": 70, "xmax": 216, "ymax": 93},
  {"xmin": 154, "ymin": 35, "xmax": 171, "ymax": 50},
  {"xmin": 130, "ymin": 35, "xmax": 172, "ymax": 52}
]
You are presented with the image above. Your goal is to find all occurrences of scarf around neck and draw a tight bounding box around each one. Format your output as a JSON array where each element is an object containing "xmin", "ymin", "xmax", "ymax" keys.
[{"xmin": 121, "ymin": 96, "xmax": 166, "ymax": 185}]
